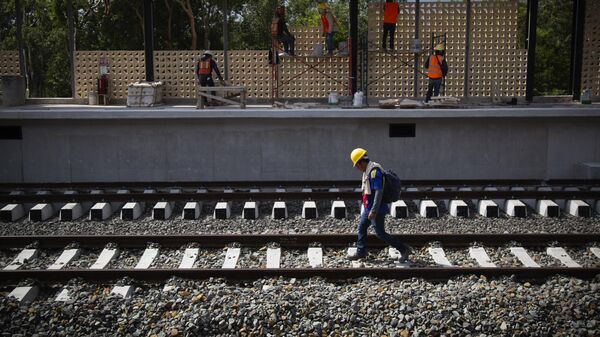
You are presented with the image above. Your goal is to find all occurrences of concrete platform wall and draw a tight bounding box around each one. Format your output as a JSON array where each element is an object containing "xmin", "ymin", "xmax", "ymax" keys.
[{"xmin": 1, "ymin": 110, "xmax": 599, "ymax": 182}]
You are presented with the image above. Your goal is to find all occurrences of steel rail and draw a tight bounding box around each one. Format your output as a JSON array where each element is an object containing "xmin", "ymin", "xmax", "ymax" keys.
[
  {"xmin": 1, "ymin": 234, "xmax": 598, "ymax": 249},
  {"xmin": 1, "ymin": 190, "xmax": 600, "ymax": 204},
  {"xmin": 1, "ymin": 179, "xmax": 599, "ymax": 190},
  {"xmin": 1, "ymin": 267, "xmax": 599, "ymax": 282}
]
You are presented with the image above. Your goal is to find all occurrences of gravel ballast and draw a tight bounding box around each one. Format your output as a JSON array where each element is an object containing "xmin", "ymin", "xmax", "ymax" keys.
[{"xmin": 0, "ymin": 275, "xmax": 598, "ymax": 336}]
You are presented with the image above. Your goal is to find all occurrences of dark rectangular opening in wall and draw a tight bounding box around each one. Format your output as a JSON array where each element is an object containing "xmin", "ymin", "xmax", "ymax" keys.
[
  {"xmin": 389, "ymin": 124, "xmax": 415, "ymax": 138},
  {"xmin": 0, "ymin": 126, "xmax": 22, "ymax": 140}
]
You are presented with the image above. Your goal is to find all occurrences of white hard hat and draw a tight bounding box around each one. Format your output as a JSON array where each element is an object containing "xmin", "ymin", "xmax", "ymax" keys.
[{"xmin": 204, "ymin": 50, "xmax": 213, "ymax": 56}]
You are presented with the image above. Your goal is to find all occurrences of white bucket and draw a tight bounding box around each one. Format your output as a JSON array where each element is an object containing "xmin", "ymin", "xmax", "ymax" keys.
[
  {"xmin": 353, "ymin": 91, "xmax": 364, "ymax": 107},
  {"xmin": 88, "ymin": 91, "xmax": 98, "ymax": 105},
  {"xmin": 328, "ymin": 92, "xmax": 339, "ymax": 105}
]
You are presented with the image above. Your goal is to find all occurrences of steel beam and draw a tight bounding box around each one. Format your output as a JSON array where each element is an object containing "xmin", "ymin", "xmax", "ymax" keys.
[
  {"xmin": 143, "ymin": 0, "xmax": 154, "ymax": 82},
  {"xmin": 525, "ymin": 0, "xmax": 538, "ymax": 102},
  {"xmin": 570, "ymin": 0, "xmax": 585, "ymax": 100},
  {"xmin": 413, "ymin": 0, "xmax": 420, "ymax": 98},
  {"xmin": 463, "ymin": 0, "xmax": 472, "ymax": 97},
  {"xmin": 349, "ymin": 0, "xmax": 358, "ymax": 94}
]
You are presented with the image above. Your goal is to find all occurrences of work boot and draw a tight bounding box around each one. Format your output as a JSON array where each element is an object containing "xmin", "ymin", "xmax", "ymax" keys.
[{"xmin": 347, "ymin": 251, "xmax": 367, "ymax": 261}]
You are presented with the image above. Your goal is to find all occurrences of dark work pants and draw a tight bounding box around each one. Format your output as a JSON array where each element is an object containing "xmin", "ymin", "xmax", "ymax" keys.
[
  {"xmin": 356, "ymin": 210, "xmax": 412, "ymax": 255},
  {"xmin": 382, "ymin": 23, "xmax": 396, "ymax": 50},
  {"xmin": 199, "ymin": 75, "xmax": 215, "ymax": 104},
  {"xmin": 426, "ymin": 77, "xmax": 442, "ymax": 102},
  {"xmin": 278, "ymin": 34, "xmax": 295, "ymax": 55}
]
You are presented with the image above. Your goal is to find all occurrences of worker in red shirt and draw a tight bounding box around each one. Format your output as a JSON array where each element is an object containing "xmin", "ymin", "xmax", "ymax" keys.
[{"xmin": 382, "ymin": 0, "xmax": 400, "ymax": 50}]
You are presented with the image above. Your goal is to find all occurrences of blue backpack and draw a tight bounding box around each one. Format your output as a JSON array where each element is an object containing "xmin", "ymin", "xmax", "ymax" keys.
[{"xmin": 382, "ymin": 169, "xmax": 402, "ymax": 203}]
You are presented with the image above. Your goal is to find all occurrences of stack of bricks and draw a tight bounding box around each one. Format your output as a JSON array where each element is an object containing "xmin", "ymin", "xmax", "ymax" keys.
[
  {"xmin": 582, "ymin": 0, "xmax": 600, "ymax": 97},
  {"xmin": 0, "ymin": 51, "xmax": 20, "ymax": 76},
  {"xmin": 365, "ymin": 0, "xmax": 526, "ymax": 98},
  {"xmin": 75, "ymin": 51, "xmax": 144, "ymax": 99}
]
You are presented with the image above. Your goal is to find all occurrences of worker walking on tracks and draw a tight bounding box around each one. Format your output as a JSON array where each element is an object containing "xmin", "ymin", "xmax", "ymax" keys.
[
  {"xmin": 318, "ymin": 3, "xmax": 337, "ymax": 57},
  {"xmin": 424, "ymin": 43, "xmax": 448, "ymax": 103},
  {"xmin": 272, "ymin": 6, "xmax": 295, "ymax": 56},
  {"xmin": 348, "ymin": 148, "xmax": 413, "ymax": 262},
  {"xmin": 195, "ymin": 51, "xmax": 225, "ymax": 106},
  {"xmin": 382, "ymin": 0, "xmax": 400, "ymax": 50}
]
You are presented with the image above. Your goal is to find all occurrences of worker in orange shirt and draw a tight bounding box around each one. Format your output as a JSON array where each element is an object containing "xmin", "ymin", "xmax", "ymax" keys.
[
  {"xmin": 424, "ymin": 44, "xmax": 449, "ymax": 103},
  {"xmin": 382, "ymin": 0, "xmax": 400, "ymax": 50}
]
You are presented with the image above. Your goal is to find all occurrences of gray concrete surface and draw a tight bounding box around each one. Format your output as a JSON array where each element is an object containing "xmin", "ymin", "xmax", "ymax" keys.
[{"xmin": 1, "ymin": 106, "xmax": 599, "ymax": 182}]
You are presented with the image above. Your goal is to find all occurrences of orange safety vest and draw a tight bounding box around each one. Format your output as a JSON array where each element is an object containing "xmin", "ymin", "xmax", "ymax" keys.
[
  {"xmin": 197, "ymin": 60, "xmax": 211, "ymax": 75},
  {"xmin": 383, "ymin": 2, "xmax": 399, "ymax": 24},
  {"xmin": 428, "ymin": 55, "xmax": 443, "ymax": 79},
  {"xmin": 321, "ymin": 14, "xmax": 329, "ymax": 33}
]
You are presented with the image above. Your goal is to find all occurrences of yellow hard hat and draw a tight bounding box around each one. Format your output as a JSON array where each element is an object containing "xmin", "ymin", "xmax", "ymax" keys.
[
  {"xmin": 318, "ymin": 3, "xmax": 328, "ymax": 10},
  {"xmin": 434, "ymin": 43, "xmax": 445, "ymax": 51},
  {"xmin": 350, "ymin": 148, "xmax": 367, "ymax": 166}
]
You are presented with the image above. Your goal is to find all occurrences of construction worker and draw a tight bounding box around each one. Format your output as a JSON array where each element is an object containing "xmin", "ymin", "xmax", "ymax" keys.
[
  {"xmin": 195, "ymin": 51, "xmax": 225, "ymax": 106},
  {"xmin": 348, "ymin": 148, "xmax": 413, "ymax": 262},
  {"xmin": 272, "ymin": 6, "xmax": 295, "ymax": 56},
  {"xmin": 318, "ymin": 3, "xmax": 337, "ymax": 57},
  {"xmin": 382, "ymin": 0, "xmax": 400, "ymax": 50},
  {"xmin": 424, "ymin": 43, "xmax": 448, "ymax": 103}
]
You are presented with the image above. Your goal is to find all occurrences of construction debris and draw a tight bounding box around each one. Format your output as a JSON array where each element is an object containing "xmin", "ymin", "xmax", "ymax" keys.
[{"xmin": 378, "ymin": 99, "xmax": 400, "ymax": 109}]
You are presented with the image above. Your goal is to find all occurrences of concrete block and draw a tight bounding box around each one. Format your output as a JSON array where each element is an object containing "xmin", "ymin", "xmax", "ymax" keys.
[
  {"xmin": 419, "ymin": 200, "xmax": 439, "ymax": 218},
  {"xmin": 390, "ymin": 200, "xmax": 408, "ymax": 218},
  {"xmin": 55, "ymin": 289, "xmax": 72, "ymax": 302},
  {"xmin": 249, "ymin": 188, "xmax": 260, "ymax": 193},
  {"xmin": 111, "ymin": 285, "xmax": 133, "ymax": 298},
  {"xmin": 4, "ymin": 249, "xmax": 38, "ymax": 270},
  {"xmin": 90, "ymin": 248, "xmax": 119, "ymax": 269},
  {"xmin": 222, "ymin": 247, "xmax": 241, "ymax": 269},
  {"xmin": 478, "ymin": 200, "xmax": 499, "ymax": 218},
  {"xmin": 546, "ymin": 247, "xmax": 582, "ymax": 267},
  {"xmin": 301, "ymin": 188, "xmax": 313, "ymax": 193},
  {"xmin": 121, "ymin": 202, "xmax": 143, "ymax": 220},
  {"xmin": 243, "ymin": 201, "xmax": 259, "ymax": 220},
  {"xmin": 48, "ymin": 249, "xmax": 80, "ymax": 270},
  {"xmin": 8, "ymin": 286, "xmax": 39, "ymax": 303},
  {"xmin": 29, "ymin": 203, "xmax": 54, "ymax": 221},
  {"xmin": 179, "ymin": 248, "xmax": 199, "ymax": 268},
  {"xmin": 134, "ymin": 248, "xmax": 159, "ymax": 269},
  {"xmin": 537, "ymin": 200, "xmax": 560, "ymax": 217},
  {"xmin": 90, "ymin": 202, "xmax": 112, "ymax": 220},
  {"xmin": 449, "ymin": 200, "xmax": 469, "ymax": 217},
  {"xmin": 60, "ymin": 203, "xmax": 83, "ymax": 221},
  {"xmin": 266, "ymin": 247, "xmax": 281, "ymax": 268},
  {"xmin": 182, "ymin": 202, "xmax": 201, "ymax": 220},
  {"xmin": 331, "ymin": 200, "xmax": 346, "ymax": 219},
  {"xmin": 152, "ymin": 201, "xmax": 173, "ymax": 220},
  {"xmin": 276, "ymin": 188, "xmax": 286, "ymax": 193},
  {"xmin": 566, "ymin": 200, "xmax": 591, "ymax": 218},
  {"xmin": 428, "ymin": 247, "xmax": 453, "ymax": 267},
  {"xmin": 505, "ymin": 199, "xmax": 527, "ymax": 218},
  {"xmin": 0, "ymin": 204, "xmax": 24, "ymax": 222},
  {"xmin": 272, "ymin": 201, "xmax": 287, "ymax": 219},
  {"xmin": 214, "ymin": 202, "xmax": 231, "ymax": 219},
  {"xmin": 509, "ymin": 247, "xmax": 540, "ymax": 268},
  {"xmin": 307, "ymin": 247, "xmax": 323, "ymax": 268},
  {"xmin": 468, "ymin": 247, "xmax": 496, "ymax": 267},
  {"xmin": 302, "ymin": 201, "xmax": 318, "ymax": 219}
]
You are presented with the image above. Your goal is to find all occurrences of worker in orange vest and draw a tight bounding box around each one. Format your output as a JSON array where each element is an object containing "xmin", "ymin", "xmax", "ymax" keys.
[
  {"xmin": 318, "ymin": 3, "xmax": 337, "ymax": 56},
  {"xmin": 382, "ymin": 0, "xmax": 400, "ymax": 50},
  {"xmin": 424, "ymin": 44, "xmax": 448, "ymax": 103},
  {"xmin": 195, "ymin": 51, "xmax": 225, "ymax": 106}
]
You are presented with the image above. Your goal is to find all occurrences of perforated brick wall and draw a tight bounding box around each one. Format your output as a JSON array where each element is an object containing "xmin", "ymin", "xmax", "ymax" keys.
[
  {"xmin": 582, "ymin": 0, "xmax": 600, "ymax": 96},
  {"xmin": 0, "ymin": 51, "xmax": 20, "ymax": 76},
  {"xmin": 76, "ymin": 51, "xmax": 144, "ymax": 99}
]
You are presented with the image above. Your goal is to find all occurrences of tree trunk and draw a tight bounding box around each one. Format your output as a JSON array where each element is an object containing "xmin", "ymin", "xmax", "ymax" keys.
[
  {"xmin": 164, "ymin": 0, "xmax": 173, "ymax": 48},
  {"xmin": 176, "ymin": 0, "xmax": 197, "ymax": 50}
]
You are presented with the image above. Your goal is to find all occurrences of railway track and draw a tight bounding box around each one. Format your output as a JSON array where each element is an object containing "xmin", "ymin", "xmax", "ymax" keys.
[
  {"xmin": 1, "ymin": 234, "xmax": 599, "ymax": 283},
  {"xmin": 2, "ymin": 179, "xmax": 599, "ymax": 222}
]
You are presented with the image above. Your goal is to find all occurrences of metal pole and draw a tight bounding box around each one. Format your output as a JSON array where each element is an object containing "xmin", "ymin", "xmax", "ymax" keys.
[
  {"xmin": 143, "ymin": 0, "xmax": 155, "ymax": 82},
  {"xmin": 464, "ymin": 0, "xmax": 471, "ymax": 98},
  {"xmin": 413, "ymin": 0, "xmax": 420, "ymax": 98},
  {"xmin": 223, "ymin": 0, "xmax": 229, "ymax": 81},
  {"xmin": 525, "ymin": 0, "xmax": 538, "ymax": 102},
  {"xmin": 570, "ymin": 0, "xmax": 585, "ymax": 101},
  {"xmin": 15, "ymin": 0, "xmax": 25, "ymax": 77},
  {"xmin": 350, "ymin": 0, "xmax": 358, "ymax": 94},
  {"xmin": 67, "ymin": 0, "xmax": 76, "ymax": 97}
]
